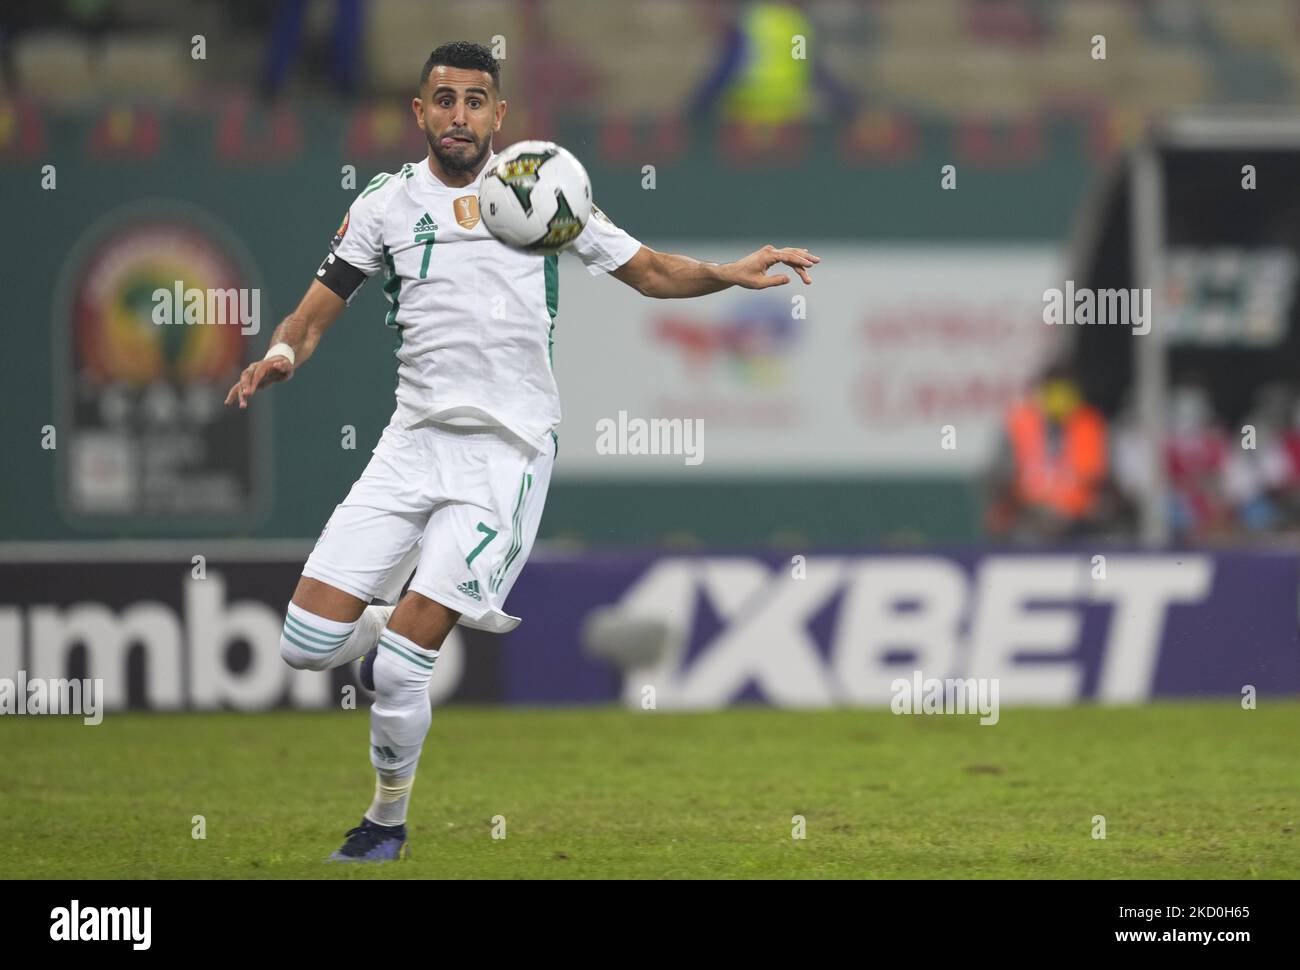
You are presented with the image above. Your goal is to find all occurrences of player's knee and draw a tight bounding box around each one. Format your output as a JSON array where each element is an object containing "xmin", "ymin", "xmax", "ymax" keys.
[
  {"xmin": 369, "ymin": 649, "xmax": 432, "ymax": 770},
  {"xmin": 373, "ymin": 644, "xmax": 434, "ymax": 696},
  {"xmin": 280, "ymin": 628, "xmax": 330, "ymax": 670},
  {"xmin": 279, "ymin": 602, "xmax": 360, "ymax": 671},
  {"xmin": 279, "ymin": 615, "xmax": 335, "ymax": 671}
]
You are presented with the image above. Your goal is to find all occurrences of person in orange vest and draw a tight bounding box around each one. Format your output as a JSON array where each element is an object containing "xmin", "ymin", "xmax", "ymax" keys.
[{"xmin": 987, "ymin": 367, "xmax": 1109, "ymax": 539}]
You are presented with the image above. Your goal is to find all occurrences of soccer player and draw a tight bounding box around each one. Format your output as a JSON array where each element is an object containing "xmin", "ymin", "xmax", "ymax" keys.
[{"xmin": 224, "ymin": 40, "xmax": 819, "ymax": 862}]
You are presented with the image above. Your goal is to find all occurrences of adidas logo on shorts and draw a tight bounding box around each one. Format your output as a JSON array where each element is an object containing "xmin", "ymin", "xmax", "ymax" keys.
[{"xmin": 456, "ymin": 579, "xmax": 482, "ymax": 602}]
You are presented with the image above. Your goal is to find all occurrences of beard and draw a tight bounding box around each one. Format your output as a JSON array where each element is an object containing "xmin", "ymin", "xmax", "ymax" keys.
[{"xmin": 426, "ymin": 128, "xmax": 491, "ymax": 174}]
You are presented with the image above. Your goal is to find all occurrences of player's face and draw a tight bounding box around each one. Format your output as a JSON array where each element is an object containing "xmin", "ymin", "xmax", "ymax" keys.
[{"xmin": 414, "ymin": 66, "xmax": 504, "ymax": 173}]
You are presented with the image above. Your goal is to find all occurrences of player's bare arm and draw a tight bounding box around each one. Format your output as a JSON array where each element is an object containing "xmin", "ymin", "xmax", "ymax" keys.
[
  {"xmin": 223, "ymin": 279, "xmax": 346, "ymax": 409},
  {"xmin": 611, "ymin": 243, "xmax": 820, "ymax": 298}
]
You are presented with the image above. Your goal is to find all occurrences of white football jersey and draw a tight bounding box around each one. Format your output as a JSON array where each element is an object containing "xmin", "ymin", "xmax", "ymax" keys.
[{"xmin": 329, "ymin": 152, "xmax": 642, "ymax": 453}]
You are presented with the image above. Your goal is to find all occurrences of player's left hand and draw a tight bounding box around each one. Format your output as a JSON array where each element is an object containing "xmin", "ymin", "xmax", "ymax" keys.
[
  {"xmin": 727, "ymin": 245, "xmax": 820, "ymax": 289},
  {"xmin": 223, "ymin": 355, "xmax": 294, "ymax": 409}
]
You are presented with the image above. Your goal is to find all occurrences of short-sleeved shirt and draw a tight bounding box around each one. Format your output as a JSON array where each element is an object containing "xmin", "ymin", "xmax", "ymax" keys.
[{"xmin": 329, "ymin": 152, "xmax": 642, "ymax": 453}]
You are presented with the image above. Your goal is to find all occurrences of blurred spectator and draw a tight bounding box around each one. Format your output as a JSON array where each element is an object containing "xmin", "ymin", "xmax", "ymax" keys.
[
  {"xmin": 986, "ymin": 365, "xmax": 1108, "ymax": 540},
  {"xmin": 1085, "ymin": 379, "xmax": 1300, "ymax": 543},
  {"xmin": 1162, "ymin": 382, "xmax": 1232, "ymax": 541},
  {"xmin": 0, "ymin": 0, "xmax": 115, "ymax": 90},
  {"xmin": 1275, "ymin": 395, "xmax": 1300, "ymax": 528},
  {"xmin": 687, "ymin": 0, "xmax": 857, "ymax": 126},
  {"xmin": 1222, "ymin": 383, "xmax": 1294, "ymax": 532},
  {"xmin": 260, "ymin": 0, "xmax": 364, "ymax": 98}
]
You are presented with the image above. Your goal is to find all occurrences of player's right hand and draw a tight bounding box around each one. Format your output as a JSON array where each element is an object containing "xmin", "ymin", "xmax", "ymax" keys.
[{"xmin": 224, "ymin": 356, "xmax": 294, "ymax": 409}]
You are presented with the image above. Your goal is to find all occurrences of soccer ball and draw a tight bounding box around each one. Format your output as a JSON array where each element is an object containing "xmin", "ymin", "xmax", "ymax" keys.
[{"xmin": 479, "ymin": 141, "xmax": 593, "ymax": 255}]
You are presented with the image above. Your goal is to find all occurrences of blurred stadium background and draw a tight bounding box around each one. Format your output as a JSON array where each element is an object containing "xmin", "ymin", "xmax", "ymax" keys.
[{"xmin": 1, "ymin": 0, "xmax": 1299, "ymax": 879}]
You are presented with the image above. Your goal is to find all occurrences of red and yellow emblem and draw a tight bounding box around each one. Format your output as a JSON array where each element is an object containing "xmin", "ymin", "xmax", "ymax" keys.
[{"xmin": 331, "ymin": 209, "xmax": 350, "ymax": 249}]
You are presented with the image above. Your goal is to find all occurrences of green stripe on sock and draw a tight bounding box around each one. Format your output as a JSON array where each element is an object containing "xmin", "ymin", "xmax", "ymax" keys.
[
  {"xmin": 282, "ymin": 627, "xmax": 338, "ymax": 655},
  {"xmin": 284, "ymin": 612, "xmax": 353, "ymax": 647},
  {"xmin": 379, "ymin": 638, "xmax": 435, "ymax": 671},
  {"xmin": 284, "ymin": 611, "xmax": 353, "ymax": 642},
  {"xmin": 285, "ymin": 612, "xmax": 352, "ymax": 641}
]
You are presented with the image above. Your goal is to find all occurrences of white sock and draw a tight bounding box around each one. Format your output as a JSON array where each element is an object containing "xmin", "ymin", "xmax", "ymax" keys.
[
  {"xmin": 342, "ymin": 604, "xmax": 394, "ymax": 665},
  {"xmin": 367, "ymin": 628, "xmax": 438, "ymax": 826},
  {"xmin": 279, "ymin": 602, "xmax": 392, "ymax": 671}
]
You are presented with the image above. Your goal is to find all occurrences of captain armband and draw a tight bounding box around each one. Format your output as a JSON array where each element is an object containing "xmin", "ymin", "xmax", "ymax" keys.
[{"xmin": 315, "ymin": 252, "xmax": 368, "ymax": 304}]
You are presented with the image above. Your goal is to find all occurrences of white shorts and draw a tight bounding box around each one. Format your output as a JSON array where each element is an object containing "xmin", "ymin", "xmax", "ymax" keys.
[{"xmin": 302, "ymin": 421, "xmax": 554, "ymax": 633}]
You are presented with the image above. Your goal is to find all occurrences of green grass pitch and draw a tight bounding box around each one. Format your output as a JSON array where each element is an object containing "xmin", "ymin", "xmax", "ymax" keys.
[{"xmin": 3, "ymin": 701, "xmax": 1298, "ymax": 878}]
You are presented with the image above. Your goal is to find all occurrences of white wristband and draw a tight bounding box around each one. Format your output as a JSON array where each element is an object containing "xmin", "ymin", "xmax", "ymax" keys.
[{"xmin": 264, "ymin": 342, "xmax": 296, "ymax": 366}]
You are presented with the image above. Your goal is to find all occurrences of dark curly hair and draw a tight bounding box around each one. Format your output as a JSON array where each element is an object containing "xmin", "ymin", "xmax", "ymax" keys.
[{"xmin": 419, "ymin": 41, "xmax": 501, "ymax": 95}]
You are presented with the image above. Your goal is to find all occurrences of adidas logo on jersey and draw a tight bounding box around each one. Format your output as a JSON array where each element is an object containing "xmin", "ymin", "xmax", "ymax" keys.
[
  {"xmin": 456, "ymin": 579, "xmax": 482, "ymax": 602},
  {"xmin": 413, "ymin": 213, "xmax": 438, "ymax": 240}
]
